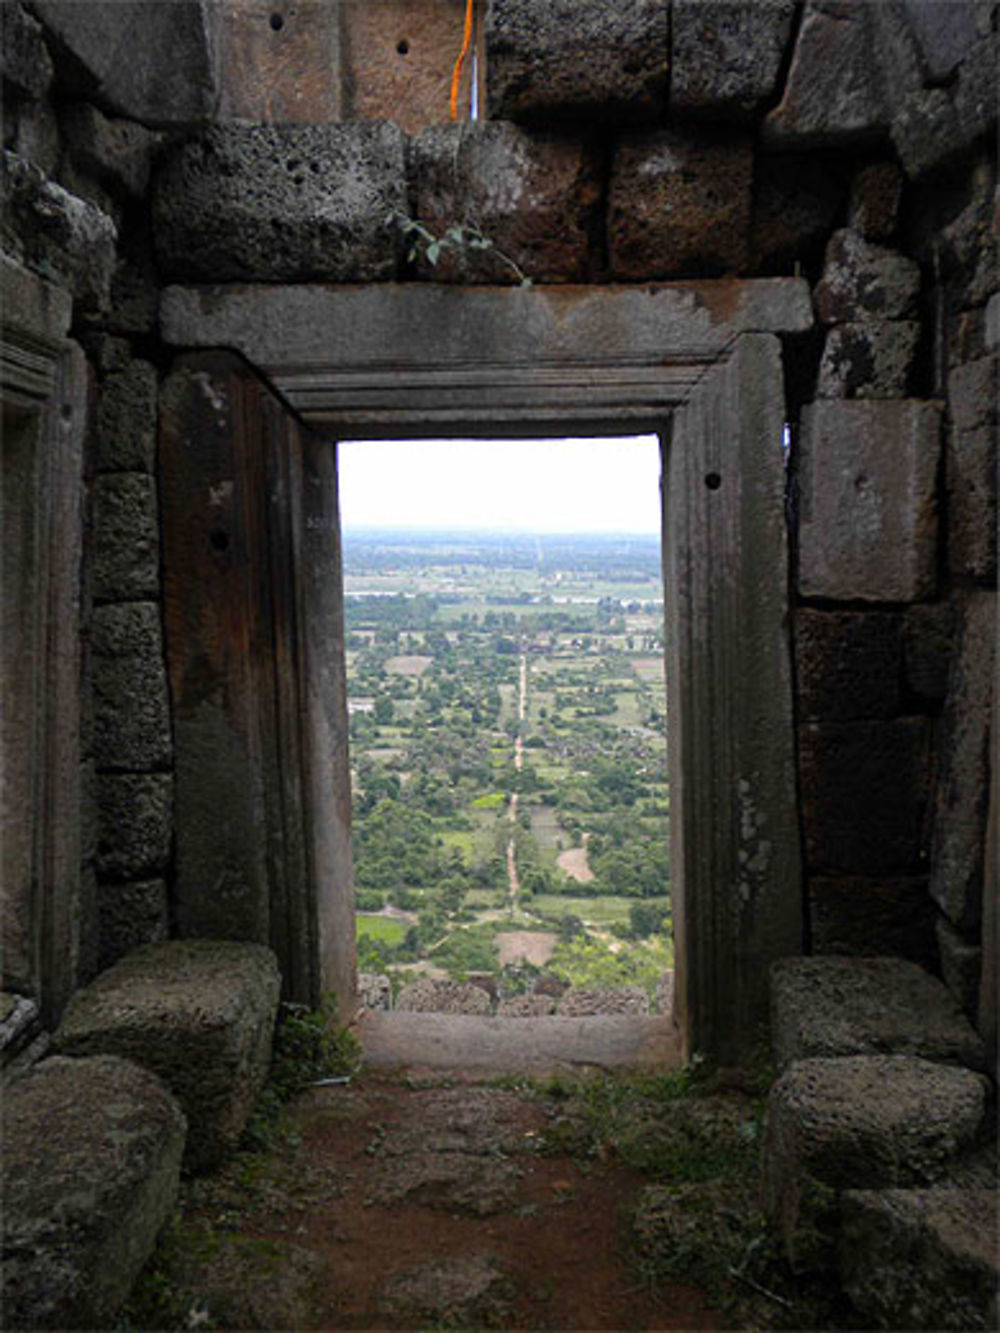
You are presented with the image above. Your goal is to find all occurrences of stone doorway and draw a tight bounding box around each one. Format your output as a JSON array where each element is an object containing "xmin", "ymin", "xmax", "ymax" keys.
[{"xmin": 159, "ymin": 278, "xmax": 807, "ymax": 1063}]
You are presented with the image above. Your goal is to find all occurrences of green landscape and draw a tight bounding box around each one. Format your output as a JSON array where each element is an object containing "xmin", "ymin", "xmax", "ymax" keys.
[{"xmin": 345, "ymin": 529, "xmax": 673, "ymax": 1003}]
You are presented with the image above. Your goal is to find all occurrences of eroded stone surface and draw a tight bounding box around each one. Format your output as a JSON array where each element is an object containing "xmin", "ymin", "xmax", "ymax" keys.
[
  {"xmin": 671, "ymin": 0, "xmax": 795, "ymax": 119},
  {"xmin": 799, "ymin": 718, "xmax": 930, "ymax": 875},
  {"xmin": 96, "ymin": 772, "xmax": 172, "ymax": 879},
  {"xmin": 762, "ymin": 1055, "xmax": 986, "ymax": 1269},
  {"xmin": 770, "ymin": 956, "xmax": 985, "ymax": 1070},
  {"xmin": 98, "ymin": 878, "xmax": 168, "ymax": 970},
  {"xmin": 408, "ymin": 123, "xmax": 597, "ymax": 284},
  {"xmin": 92, "ymin": 602, "xmax": 171, "ymax": 772},
  {"xmin": 2, "ymin": 1054, "xmax": 185, "ymax": 1330},
  {"xmin": 794, "ymin": 609, "xmax": 902, "ymax": 722},
  {"xmin": 1, "ymin": 3, "xmax": 55, "ymax": 99},
  {"xmin": 847, "ymin": 161, "xmax": 904, "ymax": 241},
  {"xmin": 153, "ymin": 123, "xmax": 406, "ymax": 282},
  {"xmin": 94, "ymin": 358, "xmax": 158, "ymax": 473},
  {"xmin": 32, "ymin": 0, "xmax": 220, "ymax": 127},
  {"xmin": 841, "ymin": 1187, "xmax": 999, "ymax": 1330},
  {"xmin": 808, "ymin": 875, "xmax": 937, "ymax": 970},
  {"xmin": 930, "ymin": 591, "xmax": 997, "ymax": 933},
  {"xmin": 946, "ymin": 356, "xmax": 998, "ymax": 583},
  {"xmin": 814, "ymin": 229, "xmax": 921, "ymax": 323},
  {"xmin": 377, "ymin": 1254, "xmax": 515, "ymax": 1327},
  {"xmin": 53, "ymin": 939, "xmax": 280, "ymax": 1171},
  {"xmin": 936, "ymin": 917, "xmax": 983, "ymax": 1025},
  {"xmin": 485, "ymin": 0, "xmax": 668, "ymax": 124},
  {"xmin": 61, "ymin": 103, "xmax": 160, "ymax": 201},
  {"xmin": 608, "ymin": 127, "xmax": 753, "ymax": 278},
  {"xmin": 0, "ymin": 149, "xmax": 116, "ymax": 309},
  {"xmin": 91, "ymin": 473, "xmax": 161, "ymax": 602},
  {"xmin": 797, "ymin": 399, "xmax": 941, "ymax": 602},
  {"xmin": 558, "ymin": 986, "xmax": 650, "ymax": 1016},
  {"xmin": 396, "ymin": 978, "xmax": 491, "ymax": 1015},
  {"xmin": 764, "ymin": 1, "xmax": 888, "ymax": 149},
  {"xmin": 816, "ymin": 320, "xmax": 920, "ymax": 399}
]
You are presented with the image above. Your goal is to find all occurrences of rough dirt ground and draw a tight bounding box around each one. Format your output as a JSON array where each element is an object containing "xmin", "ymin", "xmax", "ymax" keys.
[{"xmin": 141, "ymin": 1071, "xmax": 729, "ymax": 1331}]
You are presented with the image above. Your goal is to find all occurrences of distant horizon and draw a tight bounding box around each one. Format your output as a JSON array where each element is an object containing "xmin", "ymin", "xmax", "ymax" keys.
[
  {"xmin": 341, "ymin": 524, "xmax": 662, "ymax": 539},
  {"xmin": 337, "ymin": 435, "xmax": 662, "ymax": 535}
]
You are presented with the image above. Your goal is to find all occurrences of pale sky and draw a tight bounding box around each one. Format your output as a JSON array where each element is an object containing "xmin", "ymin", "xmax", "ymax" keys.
[{"xmin": 337, "ymin": 435, "xmax": 662, "ymax": 534}]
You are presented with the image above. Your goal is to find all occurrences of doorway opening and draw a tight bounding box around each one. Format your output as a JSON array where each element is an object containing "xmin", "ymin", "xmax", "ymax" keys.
[{"xmin": 338, "ymin": 434, "xmax": 673, "ymax": 1040}]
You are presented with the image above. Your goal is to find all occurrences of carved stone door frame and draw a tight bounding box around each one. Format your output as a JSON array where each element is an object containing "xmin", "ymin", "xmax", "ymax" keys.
[{"xmin": 161, "ymin": 279, "xmax": 809, "ymax": 1060}]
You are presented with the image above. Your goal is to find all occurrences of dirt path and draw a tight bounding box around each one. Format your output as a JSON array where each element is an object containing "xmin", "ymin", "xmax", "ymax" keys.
[
  {"xmin": 143, "ymin": 1072, "xmax": 725, "ymax": 1332},
  {"xmin": 506, "ymin": 652, "xmax": 529, "ymax": 911},
  {"xmin": 557, "ymin": 833, "xmax": 594, "ymax": 884}
]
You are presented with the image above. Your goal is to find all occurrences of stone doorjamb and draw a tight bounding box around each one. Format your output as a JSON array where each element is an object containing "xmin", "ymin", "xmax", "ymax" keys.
[
  {"xmin": 161, "ymin": 277, "xmax": 810, "ymax": 1060},
  {"xmin": 1, "ymin": 256, "xmax": 88, "ymax": 1025}
]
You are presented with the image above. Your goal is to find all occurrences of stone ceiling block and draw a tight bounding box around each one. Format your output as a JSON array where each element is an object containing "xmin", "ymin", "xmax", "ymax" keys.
[
  {"xmin": 764, "ymin": 1, "xmax": 889, "ymax": 149},
  {"xmin": 408, "ymin": 123, "xmax": 597, "ymax": 283},
  {"xmin": 33, "ymin": 0, "xmax": 220, "ymax": 127},
  {"xmin": 608, "ymin": 127, "xmax": 753, "ymax": 279},
  {"xmin": 671, "ymin": 0, "xmax": 796, "ymax": 120},
  {"xmin": 152, "ymin": 123, "xmax": 407, "ymax": 283},
  {"xmin": 485, "ymin": 0, "xmax": 669, "ymax": 124}
]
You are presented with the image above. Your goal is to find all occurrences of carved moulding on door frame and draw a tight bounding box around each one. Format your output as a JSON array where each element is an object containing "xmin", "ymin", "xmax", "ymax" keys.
[
  {"xmin": 160, "ymin": 278, "xmax": 811, "ymax": 1061},
  {"xmin": 1, "ymin": 256, "xmax": 88, "ymax": 1025}
]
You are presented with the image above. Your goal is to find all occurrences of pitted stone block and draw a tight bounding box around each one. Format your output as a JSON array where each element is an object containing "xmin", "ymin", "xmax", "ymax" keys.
[
  {"xmin": 95, "ymin": 358, "xmax": 157, "ymax": 473},
  {"xmin": 816, "ymin": 320, "xmax": 920, "ymax": 399},
  {"xmin": 762, "ymin": 1055, "xmax": 987, "ymax": 1270},
  {"xmin": 92, "ymin": 602, "xmax": 171, "ymax": 772},
  {"xmin": 152, "ymin": 123, "xmax": 406, "ymax": 283},
  {"xmin": 408, "ymin": 123, "xmax": 597, "ymax": 284},
  {"xmin": 396, "ymin": 978, "xmax": 491, "ymax": 1015},
  {"xmin": 1, "ymin": 1054, "xmax": 185, "ymax": 1330},
  {"xmin": 91, "ymin": 473, "xmax": 161, "ymax": 602},
  {"xmin": 799, "ymin": 718, "xmax": 931, "ymax": 876},
  {"xmin": 53, "ymin": 940, "xmax": 281, "ymax": 1171},
  {"xmin": 814, "ymin": 229, "xmax": 921, "ymax": 324},
  {"xmin": 608, "ymin": 127, "xmax": 753, "ymax": 279},
  {"xmin": 96, "ymin": 772, "xmax": 172, "ymax": 879},
  {"xmin": 840, "ymin": 1188, "xmax": 999, "ymax": 1330},
  {"xmin": 61, "ymin": 104, "xmax": 160, "ymax": 202},
  {"xmin": 930, "ymin": 591, "xmax": 996, "ymax": 933},
  {"xmin": 671, "ymin": 0, "xmax": 795, "ymax": 120},
  {"xmin": 0, "ymin": 149, "xmax": 116, "ymax": 310},
  {"xmin": 795, "ymin": 609, "xmax": 903, "ymax": 722},
  {"xmin": 946, "ymin": 356, "xmax": 997, "ymax": 583},
  {"xmin": 485, "ymin": 0, "xmax": 669, "ymax": 125},
  {"xmin": 98, "ymin": 878, "xmax": 168, "ymax": 970},
  {"xmin": 770, "ymin": 956, "xmax": 985, "ymax": 1071},
  {"xmin": 798, "ymin": 399, "xmax": 941, "ymax": 603}
]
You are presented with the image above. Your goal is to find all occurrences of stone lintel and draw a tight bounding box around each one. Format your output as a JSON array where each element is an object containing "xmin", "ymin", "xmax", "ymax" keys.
[{"xmin": 160, "ymin": 279, "xmax": 813, "ymax": 429}]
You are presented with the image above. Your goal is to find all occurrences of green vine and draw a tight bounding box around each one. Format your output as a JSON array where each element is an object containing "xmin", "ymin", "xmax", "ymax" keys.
[{"xmin": 388, "ymin": 210, "xmax": 532, "ymax": 286}]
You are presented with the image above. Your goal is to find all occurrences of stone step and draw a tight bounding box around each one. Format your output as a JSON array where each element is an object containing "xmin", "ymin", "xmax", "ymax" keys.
[
  {"xmin": 358, "ymin": 1010, "xmax": 682, "ymax": 1074},
  {"xmin": 52, "ymin": 939, "xmax": 280, "ymax": 1171},
  {"xmin": 2, "ymin": 1054, "xmax": 185, "ymax": 1330},
  {"xmin": 770, "ymin": 955, "xmax": 985, "ymax": 1071},
  {"xmin": 840, "ymin": 1187, "xmax": 999, "ymax": 1330},
  {"xmin": 762, "ymin": 1054, "xmax": 988, "ymax": 1271}
]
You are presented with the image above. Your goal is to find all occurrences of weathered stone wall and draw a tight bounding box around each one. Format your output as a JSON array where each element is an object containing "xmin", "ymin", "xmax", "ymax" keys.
[{"xmin": 1, "ymin": 0, "xmax": 996, "ymax": 1044}]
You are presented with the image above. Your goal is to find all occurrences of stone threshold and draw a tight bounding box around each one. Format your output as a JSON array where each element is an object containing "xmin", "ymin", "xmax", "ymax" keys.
[{"xmin": 355, "ymin": 1010, "xmax": 682, "ymax": 1074}]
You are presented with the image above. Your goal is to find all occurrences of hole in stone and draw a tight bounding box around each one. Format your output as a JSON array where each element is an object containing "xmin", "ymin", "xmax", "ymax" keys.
[
  {"xmin": 704, "ymin": 472, "xmax": 722, "ymax": 490},
  {"xmin": 269, "ymin": 11, "xmax": 284, "ymax": 31},
  {"xmin": 60, "ymin": 404, "xmax": 73, "ymax": 422},
  {"xmin": 209, "ymin": 528, "xmax": 230, "ymax": 552},
  {"xmin": 396, "ymin": 39, "xmax": 410, "ymax": 55}
]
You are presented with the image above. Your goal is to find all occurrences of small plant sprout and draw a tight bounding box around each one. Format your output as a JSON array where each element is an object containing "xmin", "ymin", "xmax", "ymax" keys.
[{"xmin": 387, "ymin": 210, "xmax": 532, "ymax": 286}]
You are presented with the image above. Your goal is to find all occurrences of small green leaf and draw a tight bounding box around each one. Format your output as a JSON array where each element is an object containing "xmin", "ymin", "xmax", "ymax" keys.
[{"xmin": 426, "ymin": 241, "xmax": 441, "ymax": 266}]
